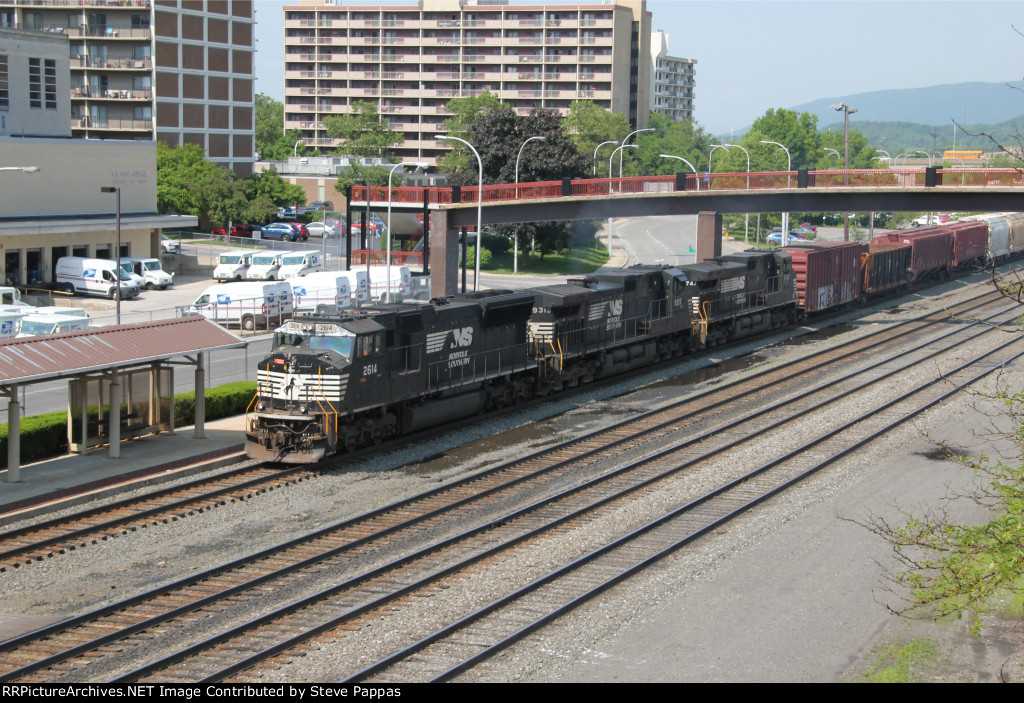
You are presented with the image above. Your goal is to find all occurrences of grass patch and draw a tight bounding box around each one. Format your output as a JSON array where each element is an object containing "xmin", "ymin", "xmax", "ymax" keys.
[
  {"xmin": 483, "ymin": 246, "xmax": 609, "ymax": 275},
  {"xmin": 859, "ymin": 639, "xmax": 939, "ymax": 683}
]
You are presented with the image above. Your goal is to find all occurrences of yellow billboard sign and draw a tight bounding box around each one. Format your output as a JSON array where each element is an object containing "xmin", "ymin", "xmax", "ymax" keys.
[{"xmin": 943, "ymin": 150, "xmax": 982, "ymax": 160}]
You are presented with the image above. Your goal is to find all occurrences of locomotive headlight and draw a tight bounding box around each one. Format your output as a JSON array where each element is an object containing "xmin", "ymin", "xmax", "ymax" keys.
[
  {"xmin": 256, "ymin": 402, "xmax": 266, "ymax": 412},
  {"xmin": 298, "ymin": 403, "xmax": 308, "ymax": 414}
]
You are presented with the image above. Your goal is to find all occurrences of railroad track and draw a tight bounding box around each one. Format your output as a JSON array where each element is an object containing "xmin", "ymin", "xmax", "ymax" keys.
[
  {"xmin": 0, "ymin": 289, "xmax": 1018, "ymax": 682},
  {"xmin": 0, "ymin": 287, "xmax": 1004, "ymax": 574}
]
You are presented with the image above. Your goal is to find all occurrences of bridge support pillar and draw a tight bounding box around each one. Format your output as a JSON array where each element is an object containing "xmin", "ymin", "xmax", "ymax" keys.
[
  {"xmin": 696, "ymin": 211, "xmax": 722, "ymax": 263},
  {"xmin": 429, "ymin": 208, "xmax": 460, "ymax": 298}
]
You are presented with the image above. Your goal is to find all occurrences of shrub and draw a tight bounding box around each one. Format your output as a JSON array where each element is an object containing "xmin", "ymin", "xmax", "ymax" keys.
[{"xmin": 0, "ymin": 381, "xmax": 257, "ymax": 468}]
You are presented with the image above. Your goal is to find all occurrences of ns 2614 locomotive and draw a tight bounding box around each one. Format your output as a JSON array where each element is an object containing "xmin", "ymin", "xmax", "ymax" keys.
[{"xmin": 245, "ymin": 249, "xmax": 798, "ymax": 463}]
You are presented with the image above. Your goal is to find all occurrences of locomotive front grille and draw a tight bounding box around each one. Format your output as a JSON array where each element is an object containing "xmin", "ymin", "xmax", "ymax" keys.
[{"xmin": 258, "ymin": 369, "xmax": 348, "ymax": 402}]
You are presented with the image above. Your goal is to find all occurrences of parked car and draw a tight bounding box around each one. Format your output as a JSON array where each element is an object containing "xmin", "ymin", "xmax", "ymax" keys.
[
  {"xmin": 211, "ymin": 224, "xmax": 259, "ymax": 237},
  {"xmin": 308, "ymin": 200, "xmax": 335, "ymax": 212},
  {"xmin": 766, "ymin": 230, "xmax": 808, "ymax": 246},
  {"xmin": 306, "ymin": 219, "xmax": 343, "ymax": 238},
  {"xmin": 789, "ymin": 226, "xmax": 816, "ymax": 238},
  {"xmin": 262, "ymin": 222, "xmax": 309, "ymax": 242},
  {"xmin": 160, "ymin": 235, "xmax": 182, "ymax": 254}
]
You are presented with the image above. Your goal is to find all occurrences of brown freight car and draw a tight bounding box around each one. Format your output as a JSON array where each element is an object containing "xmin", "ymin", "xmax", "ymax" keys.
[
  {"xmin": 783, "ymin": 241, "xmax": 866, "ymax": 313},
  {"xmin": 942, "ymin": 221, "xmax": 989, "ymax": 269},
  {"xmin": 880, "ymin": 228, "xmax": 955, "ymax": 282},
  {"xmin": 862, "ymin": 242, "xmax": 912, "ymax": 297}
]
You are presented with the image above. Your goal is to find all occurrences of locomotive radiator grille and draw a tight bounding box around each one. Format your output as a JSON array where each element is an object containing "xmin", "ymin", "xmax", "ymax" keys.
[
  {"xmin": 527, "ymin": 320, "xmax": 556, "ymax": 342},
  {"xmin": 258, "ymin": 369, "xmax": 348, "ymax": 402}
]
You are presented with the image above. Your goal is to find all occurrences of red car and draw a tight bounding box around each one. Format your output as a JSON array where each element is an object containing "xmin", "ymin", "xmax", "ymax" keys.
[{"xmin": 211, "ymin": 224, "xmax": 259, "ymax": 237}]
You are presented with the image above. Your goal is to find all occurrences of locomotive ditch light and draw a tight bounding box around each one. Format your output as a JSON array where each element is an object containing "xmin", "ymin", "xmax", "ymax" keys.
[
  {"xmin": 256, "ymin": 402, "xmax": 266, "ymax": 412},
  {"xmin": 299, "ymin": 403, "xmax": 309, "ymax": 415}
]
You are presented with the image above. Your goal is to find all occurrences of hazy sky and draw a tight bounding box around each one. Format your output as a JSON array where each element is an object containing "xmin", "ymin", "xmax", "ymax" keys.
[{"xmin": 253, "ymin": 0, "xmax": 1022, "ymax": 134}]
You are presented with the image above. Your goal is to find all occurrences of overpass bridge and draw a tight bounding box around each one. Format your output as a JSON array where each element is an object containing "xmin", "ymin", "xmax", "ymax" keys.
[{"xmin": 345, "ymin": 167, "xmax": 1024, "ymax": 295}]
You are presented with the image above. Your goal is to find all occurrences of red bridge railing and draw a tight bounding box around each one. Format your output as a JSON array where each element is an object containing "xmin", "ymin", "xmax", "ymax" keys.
[{"xmin": 350, "ymin": 168, "xmax": 1024, "ymax": 206}]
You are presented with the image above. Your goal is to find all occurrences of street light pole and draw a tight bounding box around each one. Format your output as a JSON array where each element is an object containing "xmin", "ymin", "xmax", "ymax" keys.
[
  {"xmin": 726, "ymin": 143, "xmax": 751, "ymax": 242},
  {"xmin": 515, "ymin": 136, "xmax": 547, "ymax": 275},
  {"xmin": 436, "ymin": 135, "xmax": 483, "ymax": 291},
  {"xmin": 387, "ymin": 161, "xmax": 428, "ymax": 301},
  {"xmin": 618, "ymin": 128, "xmax": 654, "ymax": 182},
  {"xmin": 100, "ymin": 186, "xmax": 122, "ymax": 325},
  {"xmin": 606, "ymin": 143, "xmax": 638, "ymax": 256},
  {"xmin": 833, "ymin": 102, "xmax": 858, "ymax": 240},
  {"xmin": 593, "ymin": 140, "xmax": 619, "ymax": 177},
  {"xmin": 293, "ymin": 140, "xmax": 305, "ymax": 157},
  {"xmin": 761, "ymin": 140, "xmax": 791, "ymax": 245},
  {"xmin": 658, "ymin": 154, "xmax": 698, "ymax": 191}
]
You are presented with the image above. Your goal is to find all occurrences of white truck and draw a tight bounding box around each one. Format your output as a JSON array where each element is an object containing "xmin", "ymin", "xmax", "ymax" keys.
[
  {"xmin": 246, "ymin": 251, "xmax": 289, "ymax": 281},
  {"xmin": 291, "ymin": 272, "xmax": 353, "ymax": 315},
  {"xmin": 188, "ymin": 280, "xmax": 293, "ymax": 331},
  {"xmin": 278, "ymin": 250, "xmax": 324, "ymax": 279},
  {"xmin": 0, "ymin": 286, "xmax": 28, "ymax": 307},
  {"xmin": 123, "ymin": 257, "xmax": 174, "ymax": 290},
  {"xmin": 0, "ymin": 309, "xmax": 32, "ymax": 339},
  {"xmin": 336, "ymin": 270, "xmax": 369, "ymax": 305},
  {"xmin": 16, "ymin": 312, "xmax": 92, "ymax": 338},
  {"xmin": 213, "ymin": 248, "xmax": 261, "ymax": 282},
  {"xmin": 55, "ymin": 257, "xmax": 140, "ymax": 300},
  {"xmin": 367, "ymin": 265, "xmax": 413, "ymax": 303}
]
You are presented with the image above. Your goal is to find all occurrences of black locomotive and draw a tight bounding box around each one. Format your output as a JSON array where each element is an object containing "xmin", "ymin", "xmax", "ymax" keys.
[{"xmin": 245, "ymin": 249, "xmax": 797, "ymax": 463}]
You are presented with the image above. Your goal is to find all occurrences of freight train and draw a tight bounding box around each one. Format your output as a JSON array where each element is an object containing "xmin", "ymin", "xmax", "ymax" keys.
[{"xmin": 244, "ymin": 213, "xmax": 1024, "ymax": 464}]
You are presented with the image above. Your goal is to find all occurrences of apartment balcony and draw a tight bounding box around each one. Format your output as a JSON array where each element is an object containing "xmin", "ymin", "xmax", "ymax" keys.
[
  {"xmin": 434, "ymin": 54, "xmax": 462, "ymax": 63},
  {"xmin": 517, "ymin": 54, "xmax": 543, "ymax": 63},
  {"xmin": 71, "ymin": 87, "xmax": 152, "ymax": 100},
  {"xmin": 71, "ymin": 56, "xmax": 151, "ymax": 71},
  {"xmin": 74, "ymin": 117, "xmax": 152, "ymax": 131},
  {"xmin": 518, "ymin": 36, "xmax": 543, "ymax": 44},
  {"xmin": 65, "ymin": 26, "xmax": 152, "ymax": 40},
  {"xmin": 299, "ymin": 87, "xmax": 336, "ymax": 95},
  {"xmin": 11, "ymin": 1, "xmax": 152, "ymax": 8}
]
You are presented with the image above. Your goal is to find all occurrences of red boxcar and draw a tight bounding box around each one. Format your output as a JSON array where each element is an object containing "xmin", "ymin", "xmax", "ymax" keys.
[
  {"xmin": 942, "ymin": 221, "xmax": 988, "ymax": 268},
  {"xmin": 862, "ymin": 242, "xmax": 912, "ymax": 297},
  {"xmin": 880, "ymin": 228, "xmax": 954, "ymax": 282},
  {"xmin": 783, "ymin": 241, "xmax": 866, "ymax": 313}
]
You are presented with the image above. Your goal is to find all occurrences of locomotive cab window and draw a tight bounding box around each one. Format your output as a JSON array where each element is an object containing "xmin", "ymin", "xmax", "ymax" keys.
[{"xmin": 357, "ymin": 332, "xmax": 383, "ymax": 357}]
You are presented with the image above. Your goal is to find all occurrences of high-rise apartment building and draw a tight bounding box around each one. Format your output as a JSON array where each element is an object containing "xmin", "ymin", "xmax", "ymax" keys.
[
  {"xmin": 0, "ymin": 0, "xmax": 255, "ymax": 174},
  {"xmin": 650, "ymin": 29, "xmax": 694, "ymax": 123},
  {"xmin": 283, "ymin": 0, "xmax": 651, "ymax": 164}
]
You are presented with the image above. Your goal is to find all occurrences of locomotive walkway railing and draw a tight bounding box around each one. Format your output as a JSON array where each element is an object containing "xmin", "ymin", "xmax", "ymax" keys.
[{"xmin": 350, "ymin": 168, "xmax": 1024, "ymax": 208}]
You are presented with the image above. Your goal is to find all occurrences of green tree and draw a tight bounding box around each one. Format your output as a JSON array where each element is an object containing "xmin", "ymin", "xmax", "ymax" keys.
[
  {"xmin": 332, "ymin": 162, "xmax": 407, "ymax": 196},
  {"xmin": 438, "ymin": 91, "xmax": 505, "ymax": 174},
  {"xmin": 563, "ymin": 100, "xmax": 631, "ymax": 176},
  {"xmin": 255, "ymin": 92, "xmax": 284, "ymax": 159},
  {"xmin": 818, "ymin": 127, "xmax": 878, "ymax": 169},
  {"xmin": 748, "ymin": 108, "xmax": 821, "ymax": 169},
  {"xmin": 324, "ymin": 100, "xmax": 404, "ymax": 158},
  {"xmin": 241, "ymin": 168, "xmax": 305, "ymax": 210},
  {"xmin": 636, "ymin": 112, "xmax": 714, "ymax": 177},
  {"xmin": 157, "ymin": 142, "xmax": 274, "ymax": 227}
]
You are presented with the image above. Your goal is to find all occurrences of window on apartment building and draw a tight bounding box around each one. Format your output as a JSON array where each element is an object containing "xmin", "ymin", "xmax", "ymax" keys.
[
  {"xmin": 0, "ymin": 55, "xmax": 6, "ymax": 109},
  {"xmin": 28, "ymin": 58, "xmax": 41, "ymax": 108},
  {"xmin": 132, "ymin": 14, "xmax": 151, "ymax": 28},
  {"xmin": 134, "ymin": 106, "xmax": 152, "ymax": 120},
  {"xmin": 24, "ymin": 13, "xmax": 43, "ymax": 30},
  {"xmin": 44, "ymin": 59, "xmax": 56, "ymax": 108}
]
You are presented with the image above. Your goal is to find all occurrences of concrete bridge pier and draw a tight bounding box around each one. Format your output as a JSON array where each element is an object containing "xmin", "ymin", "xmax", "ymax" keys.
[{"xmin": 695, "ymin": 211, "xmax": 723, "ymax": 263}]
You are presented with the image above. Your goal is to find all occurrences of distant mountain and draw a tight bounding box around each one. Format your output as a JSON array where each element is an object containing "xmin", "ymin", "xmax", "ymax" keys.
[
  {"xmin": 793, "ymin": 81, "xmax": 1023, "ymax": 127},
  {"xmin": 720, "ymin": 81, "xmax": 1024, "ymax": 154}
]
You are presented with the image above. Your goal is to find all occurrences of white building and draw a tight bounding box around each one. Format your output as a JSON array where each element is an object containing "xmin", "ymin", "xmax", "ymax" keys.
[
  {"xmin": 0, "ymin": 27, "xmax": 196, "ymax": 287},
  {"xmin": 650, "ymin": 29, "xmax": 694, "ymax": 123}
]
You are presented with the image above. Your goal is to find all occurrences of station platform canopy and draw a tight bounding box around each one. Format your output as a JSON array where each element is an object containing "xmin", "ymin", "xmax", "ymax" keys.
[{"xmin": 0, "ymin": 316, "xmax": 246, "ymax": 482}]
